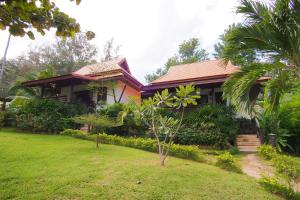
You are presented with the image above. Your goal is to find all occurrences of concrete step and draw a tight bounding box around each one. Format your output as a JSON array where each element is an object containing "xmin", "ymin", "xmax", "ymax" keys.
[
  {"xmin": 236, "ymin": 134, "xmax": 260, "ymax": 152},
  {"xmin": 237, "ymin": 142, "xmax": 261, "ymax": 146},
  {"xmin": 238, "ymin": 147, "xmax": 258, "ymax": 152},
  {"xmin": 237, "ymin": 134, "xmax": 258, "ymax": 138},
  {"xmin": 237, "ymin": 139, "xmax": 260, "ymax": 142}
]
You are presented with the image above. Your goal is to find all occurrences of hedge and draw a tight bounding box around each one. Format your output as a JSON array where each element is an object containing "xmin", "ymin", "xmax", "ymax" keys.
[{"xmin": 61, "ymin": 129, "xmax": 204, "ymax": 162}]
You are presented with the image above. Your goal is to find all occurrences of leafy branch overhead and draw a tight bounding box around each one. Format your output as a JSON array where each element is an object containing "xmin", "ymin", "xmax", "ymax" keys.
[{"xmin": 0, "ymin": 0, "xmax": 94, "ymax": 39}]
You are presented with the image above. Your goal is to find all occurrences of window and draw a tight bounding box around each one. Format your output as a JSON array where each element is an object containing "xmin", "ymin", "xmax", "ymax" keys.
[
  {"xmin": 198, "ymin": 94, "xmax": 208, "ymax": 104},
  {"xmin": 215, "ymin": 92, "xmax": 225, "ymax": 104}
]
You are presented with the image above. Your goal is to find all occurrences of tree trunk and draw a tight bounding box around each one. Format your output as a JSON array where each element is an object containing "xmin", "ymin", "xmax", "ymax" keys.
[
  {"xmin": 96, "ymin": 134, "xmax": 100, "ymax": 149},
  {"xmin": 0, "ymin": 34, "xmax": 11, "ymax": 82},
  {"xmin": 160, "ymin": 155, "xmax": 166, "ymax": 166}
]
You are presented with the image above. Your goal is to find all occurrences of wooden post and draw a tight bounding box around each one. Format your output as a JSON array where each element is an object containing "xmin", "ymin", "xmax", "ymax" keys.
[
  {"xmin": 41, "ymin": 86, "xmax": 45, "ymax": 98},
  {"xmin": 69, "ymin": 84, "xmax": 74, "ymax": 102},
  {"xmin": 211, "ymin": 88, "xmax": 215, "ymax": 104}
]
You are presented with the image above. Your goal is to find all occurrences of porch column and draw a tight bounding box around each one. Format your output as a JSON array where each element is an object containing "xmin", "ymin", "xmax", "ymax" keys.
[
  {"xmin": 211, "ymin": 88, "xmax": 215, "ymax": 104},
  {"xmin": 41, "ymin": 86, "xmax": 45, "ymax": 98},
  {"xmin": 69, "ymin": 84, "xmax": 74, "ymax": 102}
]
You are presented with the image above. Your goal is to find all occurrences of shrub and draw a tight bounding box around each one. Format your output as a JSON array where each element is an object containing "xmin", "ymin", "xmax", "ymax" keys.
[
  {"xmin": 272, "ymin": 155, "xmax": 300, "ymax": 191},
  {"xmin": 100, "ymin": 103, "xmax": 147, "ymax": 137},
  {"xmin": 0, "ymin": 111, "xmax": 4, "ymax": 128},
  {"xmin": 8, "ymin": 99, "xmax": 87, "ymax": 133},
  {"xmin": 228, "ymin": 146, "xmax": 240, "ymax": 155},
  {"xmin": 258, "ymin": 145, "xmax": 277, "ymax": 160},
  {"xmin": 279, "ymin": 91, "xmax": 300, "ymax": 154},
  {"xmin": 259, "ymin": 177, "xmax": 300, "ymax": 200},
  {"xmin": 98, "ymin": 133, "xmax": 204, "ymax": 162},
  {"xmin": 60, "ymin": 129, "xmax": 86, "ymax": 138},
  {"xmin": 215, "ymin": 152, "xmax": 242, "ymax": 173},
  {"xmin": 61, "ymin": 131, "xmax": 204, "ymax": 162},
  {"xmin": 176, "ymin": 104, "xmax": 238, "ymax": 149}
]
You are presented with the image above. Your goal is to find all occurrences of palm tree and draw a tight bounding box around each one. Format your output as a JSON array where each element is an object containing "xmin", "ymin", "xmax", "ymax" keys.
[{"xmin": 222, "ymin": 0, "xmax": 300, "ymax": 114}]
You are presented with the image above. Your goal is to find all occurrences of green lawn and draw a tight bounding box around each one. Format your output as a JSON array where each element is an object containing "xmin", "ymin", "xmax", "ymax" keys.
[{"xmin": 0, "ymin": 129, "xmax": 280, "ymax": 200}]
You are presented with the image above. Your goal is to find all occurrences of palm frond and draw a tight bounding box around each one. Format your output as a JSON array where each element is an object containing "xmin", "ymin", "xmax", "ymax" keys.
[
  {"xmin": 222, "ymin": 62, "xmax": 277, "ymax": 114},
  {"xmin": 237, "ymin": 0, "xmax": 270, "ymax": 24}
]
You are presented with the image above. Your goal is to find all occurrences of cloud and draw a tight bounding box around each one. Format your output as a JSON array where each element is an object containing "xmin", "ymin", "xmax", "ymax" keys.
[{"xmin": 0, "ymin": 0, "xmax": 242, "ymax": 84}]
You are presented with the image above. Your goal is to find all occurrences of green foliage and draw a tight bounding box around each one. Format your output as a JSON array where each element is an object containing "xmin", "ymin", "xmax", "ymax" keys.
[
  {"xmin": 221, "ymin": 0, "xmax": 300, "ymax": 115},
  {"xmin": 66, "ymin": 132, "xmax": 204, "ymax": 162},
  {"xmin": 279, "ymin": 90, "xmax": 300, "ymax": 154},
  {"xmin": 259, "ymin": 145, "xmax": 300, "ymax": 196},
  {"xmin": 8, "ymin": 99, "xmax": 86, "ymax": 133},
  {"xmin": 135, "ymin": 84, "xmax": 200, "ymax": 165},
  {"xmin": 257, "ymin": 108, "xmax": 294, "ymax": 152},
  {"xmin": 214, "ymin": 23, "xmax": 256, "ymax": 66},
  {"xmin": 259, "ymin": 177, "xmax": 300, "ymax": 200},
  {"xmin": 72, "ymin": 113, "xmax": 122, "ymax": 133},
  {"xmin": 145, "ymin": 38, "xmax": 209, "ymax": 82},
  {"xmin": 215, "ymin": 152, "xmax": 242, "ymax": 173},
  {"xmin": 228, "ymin": 146, "xmax": 240, "ymax": 155},
  {"xmin": 272, "ymin": 155, "xmax": 300, "ymax": 188},
  {"xmin": 0, "ymin": 111, "xmax": 5, "ymax": 128},
  {"xmin": 60, "ymin": 129, "xmax": 87, "ymax": 139},
  {"xmin": 0, "ymin": 0, "xmax": 85, "ymax": 38},
  {"xmin": 258, "ymin": 145, "xmax": 277, "ymax": 160},
  {"xmin": 177, "ymin": 104, "xmax": 238, "ymax": 149}
]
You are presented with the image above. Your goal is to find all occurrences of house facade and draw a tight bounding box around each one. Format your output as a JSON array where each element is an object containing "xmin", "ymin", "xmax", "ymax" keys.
[
  {"xmin": 142, "ymin": 59, "xmax": 268, "ymax": 106},
  {"xmin": 22, "ymin": 58, "xmax": 143, "ymax": 108}
]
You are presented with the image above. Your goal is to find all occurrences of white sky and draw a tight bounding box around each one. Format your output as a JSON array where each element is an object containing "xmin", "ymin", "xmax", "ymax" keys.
[{"xmin": 0, "ymin": 0, "xmax": 242, "ymax": 84}]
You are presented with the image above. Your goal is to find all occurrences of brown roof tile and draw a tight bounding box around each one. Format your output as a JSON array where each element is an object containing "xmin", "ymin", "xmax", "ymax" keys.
[
  {"xmin": 150, "ymin": 59, "xmax": 239, "ymax": 85},
  {"xmin": 73, "ymin": 57, "xmax": 127, "ymax": 76}
]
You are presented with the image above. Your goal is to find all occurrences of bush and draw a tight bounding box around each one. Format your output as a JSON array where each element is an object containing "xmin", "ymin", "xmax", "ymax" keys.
[
  {"xmin": 60, "ymin": 129, "xmax": 86, "ymax": 137},
  {"xmin": 279, "ymin": 91, "xmax": 300, "ymax": 154},
  {"xmin": 99, "ymin": 103, "xmax": 147, "ymax": 137},
  {"xmin": 99, "ymin": 134, "xmax": 204, "ymax": 162},
  {"xmin": 259, "ymin": 177, "xmax": 300, "ymax": 200},
  {"xmin": 0, "ymin": 111, "xmax": 4, "ymax": 128},
  {"xmin": 61, "ymin": 131, "xmax": 204, "ymax": 162},
  {"xmin": 272, "ymin": 155, "xmax": 300, "ymax": 191},
  {"xmin": 258, "ymin": 145, "xmax": 277, "ymax": 160},
  {"xmin": 8, "ymin": 99, "xmax": 87, "ymax": 133},
  {"xmin": 215, "ymin": 152, "xmax": 242, "ymax": 173},
  {"xmin": 228, "ymin": 146, "xmax": 240, "ymax": 155},
  {"xmin": 176, "ymin": 104, "xmax": 238, "ymax": 149}
]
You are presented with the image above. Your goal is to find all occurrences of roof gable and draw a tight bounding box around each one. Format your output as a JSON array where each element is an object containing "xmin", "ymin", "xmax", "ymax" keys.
[
  {"xmin": 150, "ymin": 59, "xmax": 239, "ymax": 85},
  {"xmin": 73, "ymin": 57, "xmax": 131, "ymax": 76}
]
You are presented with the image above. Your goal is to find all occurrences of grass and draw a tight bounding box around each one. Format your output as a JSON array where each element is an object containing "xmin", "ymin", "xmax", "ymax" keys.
[{"xmin": 0, "ymin": 129, "xmax": 281, "ymax": 200}]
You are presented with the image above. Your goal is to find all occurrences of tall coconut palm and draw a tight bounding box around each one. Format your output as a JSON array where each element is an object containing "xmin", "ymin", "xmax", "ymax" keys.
[{"xmin": 222, "ymin": 0, "xmax": 300, "ymax": 114}]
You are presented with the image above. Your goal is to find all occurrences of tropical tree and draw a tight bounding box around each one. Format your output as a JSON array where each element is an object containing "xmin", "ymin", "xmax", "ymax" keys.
[
  {"xmin": 145, "ymin": 38, "xmax": 209, "ymax": 82},
  {"xmin": 135, "ymin": 84, "xmax": 199, "ymax": 166},
  {"xmin": 214, "ymin": 23, "xmax": 256, "ymax": 66},
  {"xmin": 222, "ymin": 0, "xmax": 300, "ymax": 115},
  {"xmin": 72, "ymin": 113, "xmax": 123, "ymax": 134}
]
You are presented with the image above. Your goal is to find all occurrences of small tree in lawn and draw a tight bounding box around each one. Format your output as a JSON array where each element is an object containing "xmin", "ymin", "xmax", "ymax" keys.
[
  {"xmin": 136, "ymin": 84, "xmax": 199, "ymax": 166},
  {"xmin": 72, "ymin": 113, "xmax": 123, "ymax": 148}
]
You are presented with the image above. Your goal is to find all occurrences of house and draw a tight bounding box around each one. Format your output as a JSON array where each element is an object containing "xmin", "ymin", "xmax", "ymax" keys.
[
  {"xmin": 142, "ymin": 59, "xmax": 269, "ymax": 151},
  {"xmin": 142, "ymin": 59, "xmax": 268, "ymax": 105},
  {"xmin": 22, "ymin": 58, "xmax": 143, "ymax": 108}
]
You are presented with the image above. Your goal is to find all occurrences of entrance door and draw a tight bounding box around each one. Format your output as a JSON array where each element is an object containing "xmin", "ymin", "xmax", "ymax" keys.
[{"xmin": 73, "ymin": 90, "xmax": 93, "ymax": 107}]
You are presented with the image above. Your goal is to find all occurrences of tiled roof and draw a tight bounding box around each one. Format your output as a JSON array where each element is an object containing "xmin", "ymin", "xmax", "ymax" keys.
[
  {"xmin": 150, "ymin": 59, "xmax": 239, "ymax": 85},
  {"xmin": 73, "ymin": 57, "xmax": 129, "ymax": 76}
]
